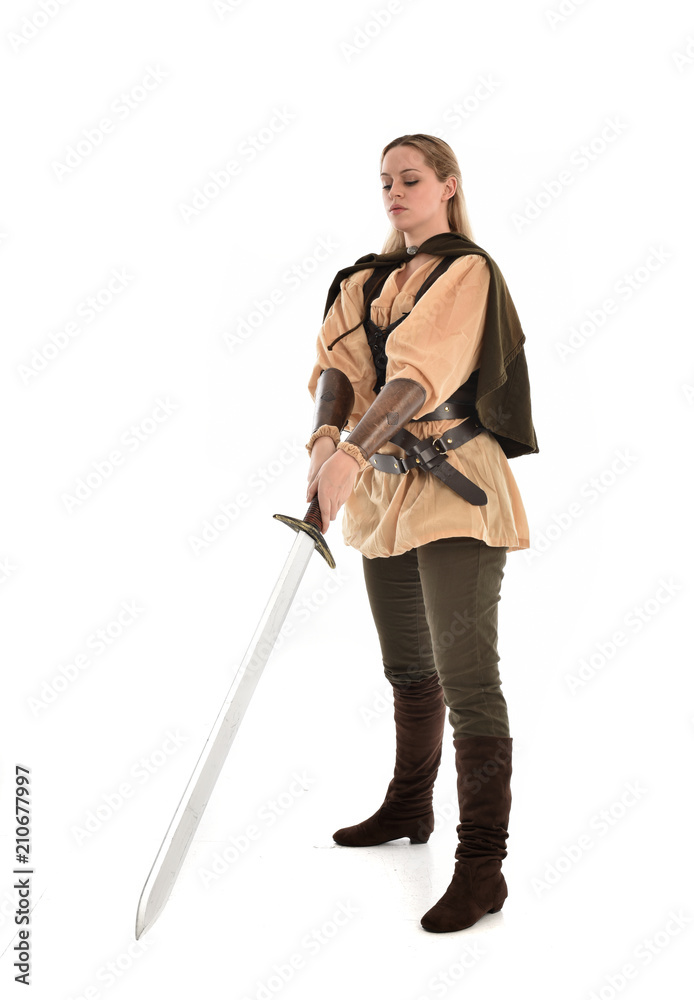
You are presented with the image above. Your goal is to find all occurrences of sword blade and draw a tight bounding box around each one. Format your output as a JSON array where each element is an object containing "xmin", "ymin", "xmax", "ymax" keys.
[{"xmin": 135, "ymin": 528, "xmax": 316, "ymax": 939}]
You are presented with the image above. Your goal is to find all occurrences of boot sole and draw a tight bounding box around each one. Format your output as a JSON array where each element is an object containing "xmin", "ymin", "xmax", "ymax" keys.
[
  {"xmin": 333, "ymin": 833, "xmax": 431, "ymax": 847},
  {"xmin": 421, "ymin": 899, "xmax": 505, "ymax": 933}
]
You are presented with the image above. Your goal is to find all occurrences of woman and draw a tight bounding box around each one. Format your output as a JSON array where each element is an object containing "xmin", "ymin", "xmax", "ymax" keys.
[{"xmin": 304, "ymin": 134, "xmax": 538, "ymax": 933}]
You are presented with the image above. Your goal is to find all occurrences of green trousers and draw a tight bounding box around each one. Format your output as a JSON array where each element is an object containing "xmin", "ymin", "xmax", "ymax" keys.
[{"xmin": 362, "ymin": 535, "xmax": 510, "ymax": 739}]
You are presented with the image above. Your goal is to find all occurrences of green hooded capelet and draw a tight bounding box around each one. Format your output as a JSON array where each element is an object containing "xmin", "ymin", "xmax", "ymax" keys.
[{"xmin": 322, "ymin": 231, "xmax": 539, "ymax": 460}]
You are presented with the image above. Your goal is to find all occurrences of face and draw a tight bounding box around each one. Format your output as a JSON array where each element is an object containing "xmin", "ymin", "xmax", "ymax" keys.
[{"xmin": 380, "ymin": 145, "xmax": 456, "ymax": 236}]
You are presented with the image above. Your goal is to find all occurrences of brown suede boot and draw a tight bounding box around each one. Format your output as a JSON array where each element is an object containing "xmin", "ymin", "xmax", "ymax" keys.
[
  {"xmin": 333, "ymin": 674, "xmax": 446, "ymax": 847},
  {"xmin": 421, "ymin": 735, "xmax": 512, "ymax": 932}
]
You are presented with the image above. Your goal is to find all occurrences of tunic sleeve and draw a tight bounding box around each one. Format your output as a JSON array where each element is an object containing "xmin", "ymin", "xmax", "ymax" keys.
[
  {"xmin": 304, "ymin": 276, "xmax": 369, "ymax": 460},
  {"xmin": 307, "ymin": 274, "xmax": 378, "ymax": 421},
  {"xmin": 384, "ymin": 254, "xmax": 490, "ymax": 417}
]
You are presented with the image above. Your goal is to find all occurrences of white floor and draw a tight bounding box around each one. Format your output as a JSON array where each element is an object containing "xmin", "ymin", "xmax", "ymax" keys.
[{"xmin": 2, "ymin": 585, "xmax": 691, "ymax": 1000}]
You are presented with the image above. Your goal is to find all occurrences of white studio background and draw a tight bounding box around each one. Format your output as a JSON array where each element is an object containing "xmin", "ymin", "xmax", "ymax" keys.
[{"xmin": 1, "ymin": 1, "xmax": 692, "ymax": 998}]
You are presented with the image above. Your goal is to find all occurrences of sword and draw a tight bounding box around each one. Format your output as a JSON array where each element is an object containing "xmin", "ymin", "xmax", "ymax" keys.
[{"xmin": 135, "ymin": 496, "xmax": 335, "ymax": 939}]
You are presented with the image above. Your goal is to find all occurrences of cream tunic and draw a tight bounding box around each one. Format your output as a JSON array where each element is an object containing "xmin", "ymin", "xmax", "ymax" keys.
[{"xmin": 307, "ymin": 253, "xmax": 530, "ymax": 558}]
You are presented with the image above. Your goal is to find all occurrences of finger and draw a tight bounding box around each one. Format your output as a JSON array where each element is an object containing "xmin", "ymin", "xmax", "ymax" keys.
[
  {"xmin": 317, "ymin": 486, "xmax": 330, "ymax": 534},
  {"xmin": 325, "ymin": 496, "xmax": 337, "ymax": 535}
]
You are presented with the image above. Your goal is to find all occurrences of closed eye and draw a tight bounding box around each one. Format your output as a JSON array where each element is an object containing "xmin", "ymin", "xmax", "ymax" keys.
[{"xmin": 382, "ymin": 181, "xmax": 419, "ymax": 190}]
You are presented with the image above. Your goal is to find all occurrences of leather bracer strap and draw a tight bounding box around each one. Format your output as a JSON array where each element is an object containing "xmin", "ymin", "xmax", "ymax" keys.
[
  {"xmin": 305, "ymin": 368, "xmax": 355, "ymax": 455},
  {"xmin": 336, "ymin": 378, "xmax": 427, "ymax": 470}
]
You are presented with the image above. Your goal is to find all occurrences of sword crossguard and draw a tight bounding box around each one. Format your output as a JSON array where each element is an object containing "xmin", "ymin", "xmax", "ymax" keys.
[{"xmin": 272, "ymin": 495, "xmax": 336, "ymax": 569}]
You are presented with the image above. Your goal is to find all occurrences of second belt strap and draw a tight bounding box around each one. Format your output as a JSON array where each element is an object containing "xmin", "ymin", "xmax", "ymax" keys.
[{"xmin": 367, "ymin": 415, "xmax": 489, "ymax": 506}]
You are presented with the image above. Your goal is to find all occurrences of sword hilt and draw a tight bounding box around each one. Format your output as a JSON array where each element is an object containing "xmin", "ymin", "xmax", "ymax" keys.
[{"xmin": 272, "ymin": 495, "xmax": 336, "ymax": 569}]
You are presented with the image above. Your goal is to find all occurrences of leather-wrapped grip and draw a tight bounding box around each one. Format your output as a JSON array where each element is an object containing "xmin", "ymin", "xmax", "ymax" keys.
[
  {"xmin": 343, "ymin": 378, "xmax": 427, "ymax": 461},
  {"xmin": 312, "ymin": 368, "xmax": 355, "ymax": 433}
]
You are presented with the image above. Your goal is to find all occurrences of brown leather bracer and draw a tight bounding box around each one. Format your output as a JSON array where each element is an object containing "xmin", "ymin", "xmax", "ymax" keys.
[
  {"xmin": 311, "ymin": 367, "xmax": 355, "ymax": 433},
  {"xmin": 343, "ymin": 378, "xmax": 427, "ymax": 461}
]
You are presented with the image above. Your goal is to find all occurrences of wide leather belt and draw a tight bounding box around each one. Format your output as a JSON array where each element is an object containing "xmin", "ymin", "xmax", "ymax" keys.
[
  {"xmin": 414, "ymin": 401, "xmax": 476, "ymax": 422},
  {"xmin": 368, "ymin": 414, "xmax": 488, "ymax": 506}
]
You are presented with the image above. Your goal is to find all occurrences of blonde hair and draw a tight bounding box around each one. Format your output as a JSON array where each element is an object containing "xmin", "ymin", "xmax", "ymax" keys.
[{"xmin": 379, "ymin": 134, "xmax": 475, "ymax": 252}]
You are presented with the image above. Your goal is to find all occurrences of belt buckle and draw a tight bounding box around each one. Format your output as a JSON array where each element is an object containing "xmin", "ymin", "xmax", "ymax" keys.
[{"xmin": 432, "ymin": 435, "xmax": 448, "ymax": 455}]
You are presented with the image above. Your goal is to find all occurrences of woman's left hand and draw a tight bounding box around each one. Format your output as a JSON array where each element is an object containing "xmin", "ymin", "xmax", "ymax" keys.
[{"xmin": 306, "ymin": 449, "xmax": 360, "ymax": 533}]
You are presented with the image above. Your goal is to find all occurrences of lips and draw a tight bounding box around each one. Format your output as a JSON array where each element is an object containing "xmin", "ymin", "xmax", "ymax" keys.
[{"xmin": 390, "ymin": 206, "xmax": 406, "ymax": 213}]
